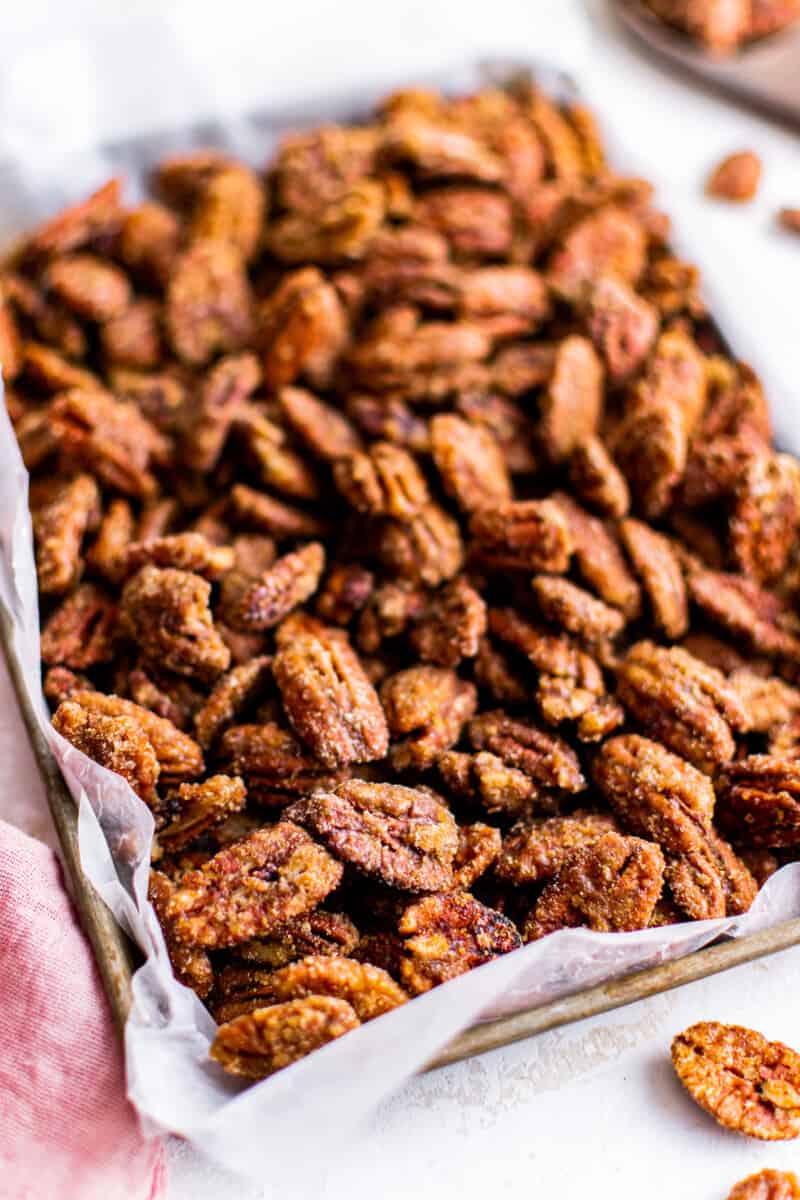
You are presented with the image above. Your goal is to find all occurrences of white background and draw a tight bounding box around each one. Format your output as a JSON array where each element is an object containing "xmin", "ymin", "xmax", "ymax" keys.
[{"xmin": 2, "ymin": 0, "xmax": 800, "ymax": 1196}]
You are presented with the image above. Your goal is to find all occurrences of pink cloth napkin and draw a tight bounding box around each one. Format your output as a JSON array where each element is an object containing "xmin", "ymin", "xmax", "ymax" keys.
[{"xmin": 0, "ymin": 818, "xmax": 166, "ymax": 1200}]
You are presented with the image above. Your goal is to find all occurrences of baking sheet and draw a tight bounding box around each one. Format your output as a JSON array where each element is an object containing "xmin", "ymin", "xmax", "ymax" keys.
[{"xmin": 3, "ymin": 44, "xmax": 800, "ymax": 1190}]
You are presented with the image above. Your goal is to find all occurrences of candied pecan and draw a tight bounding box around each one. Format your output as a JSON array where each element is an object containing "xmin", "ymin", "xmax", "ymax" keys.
[
  {"xmin": 356, "ymin": 581, "xmax": 426, "ymax": 653},
  {"xmin": 180, "ymin": 352, "xmax": 261, "ymax": 472},
  {"xmin": 551, "ymin": 493, "xmax": 641, "ymax": 616},
  {"xmin": 380, "ymin": 666, "xmax": 477, "ymax": 770},
  {"xmin": 583, "ymin": 275, "xmax": 659, "ymax": 385},
  {"xmin": 716, "ymin": 756, "xmax": 800, "ymax": 847},
  {"xmin": 278, "ymin": 386, "xmax": 362, "ymax": 461},
  {"xmin": 685, "ymin": 563, "xmax": 800, "ymax": 666},
  {"xmin": 263, "ymin": 954, "xmax": 407, "ymax": 1021},
  {"xmin": 380, "ymin": 113, "xmax": 503, "ymax": 182},
  {"xmin": 414, "ymin": 187, "xmax": 512, "ymax": 258},
  {"xmin": 125, "ymin": 533, "xmax": 234, "ymax": 581},
  {"xmin": 729, "ymin": 670, "xmax": 800, "ymax": 734},
  {"xmin": 469, "ymin": 499, "xmax": 572, "ymax": 573},
  {"xmin": 274, "ymin": 125, "xmax": 378, "ymax": 213},
  {"xmin": 495, "ymin": 812, "xmax": 620, "ymax": 885},
  {"xmin": 567, "ymin": 435, "xmax": 630, "ymax": 518},
  {"xmin": 594, "ymin": 735, "xmax": 756, "ymax": 918},
  {"xmin": 672, "ymin": 1022, "xmax": 800, "ymax": 1140},
  {"xmin": 617, "ymin": 641, "xmax": 749, "ymax": 772},
  {"xmin": 218, "ymin": 722, "xmax": 344, "ymax": 806},
  {"xmin": 707, "ymin": 152, "xmax": 762, "ymax": 202},
  {"xmin": 167, "ymin": 822, "xmax": 342, "ymax": 948},
  {"xmin": 397, "ymin": 890, "xmax": 521, "ymax": 994},
  {"xmin": 286, "ymin": 780, "xmax": 457, "ymax": 892},
  {"xmin": 210, "ymin": 996, "xmax": 359, "ymax": 1080},
  {"xmin": 727, "ymin": 1170, "xmax": 800, "ymax": 1200},
  {"xmin": 238, "ymin": 407, "xmax": 322, "ymax": 503},
  {"xmin": 42, "ymin": 666, "xmax": 90, "ymax": 706},
  {"xmin": 99, "ymin": 299, "xmax": 163, "ymax": 370},
  {"xmin": 50, "ymin": 388, "xmax": 166, "ymax": 499},
  {"xmin": 157, "ymin": 776, "xmax": 247, "ymax": 854},
  {"xmin": 538, "ymin": 335, "xmax": 603, "ymax": 462},
  {"xmin": 452, "ymin": 822, "xmax": 502, "ymax": 889},
  {"xmin": 220, "ymin": 542, "xmax": 324, "ymax": 631},
  {"xmin": 67, "ymin": 689, "xmax": 204, "ymax": 782},
  {"xmin": 522, "ymin": 832, "xmax": 665, "ymax": 940},
  {"xmin": 21, "ymin": 342, "xmax": 100, "ymax": 393},
  {"xmin": 5, "ymin": 272, "xmax": 88, "ymax": 361},
  {"xmin": 125, "ymin": 665, "xmax": 200, "ymax": 731},
  {"xmin": 376, "ymin": 502, "xmax": 464, "ymax": 588},
  {"xmin": 429, "ymin": 414, "xmax": 511, "ymax": 514},
  {"xmin": 438, "ymin": 749, "xmax": 549, "ymax": 818},
  {"xmin": 532, "ymin": 575, "xmax": 625, "ymax": 643},
  {"xmin": 52, "ymin": 700, "xmax": 160, "ymax": 808},
  {"xmin": 730, "ymin": 452, "xmax": 800, "ymax": 584},
  {"xmin": 614, "ymin": 400, "xmax": 690, "ymax": 518},
  {"xmin": 779, "ymin": 208, "xmax": 800, "ymax": 234},
  {"xmin": 488, "ymin": 606, "xmax": 578, "ymax": 677},
  {"xmin": 188, "ymin": 162, "xmax": 265, "ymax": 260},
  {"xmin": 547, "ymin": 206, "xmax": 647, "ymax": 301},
  {"xmin": 458, "ymin": 265, "xmax": 549, "ymax": 335},
  {"xmin": 32, "ymin": 474, "xmax": 100, "ymax": 594},
  {"xmin": 640, "ymin": 327, "xmax": 707, "ymax": 430},
  {"xmin": 86, "ymin": 498, "xmax": 134, "ymax": 584},
  {"xmin": 120, "ymin": 566, "xmax": 230, "ymax": 683},
  {"xmin": 409, "ymin": 577, "xmax": 487, "ymax": 667},
  {"xmin": 333, "ymin": 442, "xmax": 429, "ymax": 520},
  {"xmin": 619, "ymin": 518, "xmax": 688, "ymax": 638},
  {"xmin": 260, "ymin": 267, "xmax": 348, "ymax": 390},
  {"xmin": 347, "ymin": 307, "xmax": 491, "ymax": 391},
  {"xmin": 272, "ymin": 623, "xmax": 388, "ymax": 767},
  {"xmin": 193, "ymin": 657, "xmax": 273, "ymax": 750},
  {"xmin": 234, "ymin": 910, "xmax": 359, "ymax": 969},
  {"xmin": 23, "ymin": 178, "xmax": 122, "ymax": 259},
  {"xmin": 116, "ymin": 202, "xmax": 181, "ymax": 287},
  {"xmin": 315, "ymin": 563, "xmax": 374, "ymax": 626},
  {"xmin": 44, "ymin": 253, "xmax": 131, "ymax": 321},
  {"xmin": 165, "ymin": 240, "xmax": 253, "ymax": 365},
  {"xmin": 149, "ymin": 870, "xmax": 213, "ymax": 999},
  {"xmin": 268, "ymin": 180, "xmax": 385, "ymax": 264},
  {"xmin": 229, "ymin": 483, "xmax": 326, "ymax": 540},
  {"xmin": 40, "ymin": 583, "xmax": 116, "ymax": 669},
  {"xmin": 468, "ymin": 710, "xmax": 586, "ymax": 793},
  {"xmin": 473, "ymin": 636, "xmax": 530, "ymax": 705}
]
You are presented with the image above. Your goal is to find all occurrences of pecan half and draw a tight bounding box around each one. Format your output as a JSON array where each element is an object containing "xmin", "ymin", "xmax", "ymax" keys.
[
  {"xmin": 522, "ymin": 832, "xmax": 665, "ymax": 940},
  {"xmin": 495, "ymin": 812, "xmax": 619, "ymax": 885},
  {"xmin": 167, "ymin": 822, "xmax": 342, "ymax": 948},
  {"xmin": 286, "ymin": 780, "xmax": 457, "ymax": 892},
  {"xmin": 210, "ymin": 996, "xmax": 359, "ymax": 1079},
  {"xmin": 595, "ymin": 735, "xmax": 756, "ymax": 918},
  {"xmin": 381, "ymin": 665, "xmax": 477, "ymax": 770},
  {"xmin": 273, "ymin": 622, "xmax": 388, "ymax": 767},
  {"xmin": 398, "ymin": 891, "xmax": 521, "ymax": 994},
  {"xmin": 616, "ymin": 641, "xmax": 749, "ymax": 772},
  {"xmin": 672, "ymin": 1022, "xmax": 800, "ymax": 1140},
  {"xmin": 716, "ymin": 756, "xmax": 800, "ymax": 847},
  {"xmin": 120, "ymin": 565, "xmax": 231, "ymax": 683}
]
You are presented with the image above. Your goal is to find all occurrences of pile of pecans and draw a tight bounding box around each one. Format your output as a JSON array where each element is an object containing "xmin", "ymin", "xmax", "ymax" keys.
[
  {"xmin": 4, "ymin": 79, "xmax": 800, "ymax": 1083},
  {"xmin": 642, "ymin": 0, "xmax": 800, "ymax": 53}
]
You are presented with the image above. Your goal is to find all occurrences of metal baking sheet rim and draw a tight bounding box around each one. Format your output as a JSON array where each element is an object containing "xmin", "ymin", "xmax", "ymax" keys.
[{"xmin": 4, "ymin": 57, "xmax": 800, "ymax": 1076}]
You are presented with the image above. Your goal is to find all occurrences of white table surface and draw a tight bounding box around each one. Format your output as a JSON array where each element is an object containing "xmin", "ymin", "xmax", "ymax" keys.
[{"xmin": 3, "ymin": 1, "xmax": 800, "ymax": 1196}]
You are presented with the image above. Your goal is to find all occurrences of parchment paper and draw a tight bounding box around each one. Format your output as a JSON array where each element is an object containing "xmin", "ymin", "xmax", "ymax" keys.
[{"xmin": 2, "ymin": 28, "xmax": 800, "ymax": 1191}]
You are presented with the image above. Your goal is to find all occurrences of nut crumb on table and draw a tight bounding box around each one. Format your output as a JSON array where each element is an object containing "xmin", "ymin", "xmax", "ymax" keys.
[{"xmin": 8, "ymin": 77, "xmax": 800, "ymax": 1083}]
